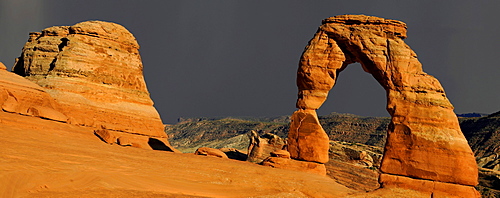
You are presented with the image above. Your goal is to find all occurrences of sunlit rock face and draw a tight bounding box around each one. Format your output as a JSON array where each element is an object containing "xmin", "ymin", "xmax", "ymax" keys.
[
  {"xmin": 13, "ymin": 21, "xmax": 170, "ymax": 144},
  {"xmin": 0, "ymin": 62, "xmax": 67, "ymax": 122},
  {"xmin": 289, "ymin": 14, "xmax": 479, "ymax": 197}
]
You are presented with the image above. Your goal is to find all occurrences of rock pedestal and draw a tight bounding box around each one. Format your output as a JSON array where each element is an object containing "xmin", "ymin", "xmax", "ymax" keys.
[
  {"xmin": 287, "ymin": 109, "xmax": 329, "ymax": 164},
  {"xmin": 289, "ymin": 14, "xmax": 479, "ymax": 196}
]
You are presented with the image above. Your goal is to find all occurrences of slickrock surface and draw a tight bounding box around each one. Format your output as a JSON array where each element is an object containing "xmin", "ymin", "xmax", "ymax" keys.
[
  {"xmin": 12, "ymin": 21, "xmax": 165, "ymax": 139},
  {"xmin": 291, "ymin": 14, "xmax": 479, "ymax": 196},
  {"xmin": 262, "ymin": 157, "xmax": 327, "ymax": 176},
  {"xmin": 0, "ymin": 62, "xmax": 67, "ymax": 122},
  {"xmin": 0, "ymin": 111, "xmax": 361, "ymax": 198}
]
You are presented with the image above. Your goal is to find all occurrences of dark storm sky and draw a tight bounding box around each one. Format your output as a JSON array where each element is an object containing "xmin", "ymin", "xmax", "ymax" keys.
[{"xmin": 1, "ymin": 1, "xmax": 499, "ymax": 123}]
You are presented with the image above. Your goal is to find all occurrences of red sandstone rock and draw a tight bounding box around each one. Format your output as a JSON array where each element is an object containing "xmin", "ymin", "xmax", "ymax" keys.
[
  {"xmin": 261, "ymin": 157, "xmax": 327, "ymax": 176},
  {"xmin": 287, "ymin": 109, "xmax": 330, "ymax": 164},
  {"xmin": 247, "ymin": 130, "xmax": 286, "ymax": 163},
  {"xmin": 380, "ymin": 174, "xmax": 480, "ymax": 198},
  {"xmin": 292, "ymin": 14, "xmax": 478, "ymax": 195},
  {"xmin": 0, "ymin": 64, "xmax": 67, "ymax": 122},
  {"xmin": 149, "ymin": 137, "xmax": 181, "ymax": 153},
  {"xmin": 270, "ymin": 150, "xmax": 290, "ymax": 159},
  {"xmin": 194, "ymin": 147, "xmax": 229, "ymax": 159},
  {"xmin": 94, "ymin": 129, "xmax": 118, "ymax": 144},
  {"xmin": 11, "ymin": 21, "xmax": 178, "ymax": 151},
  {"xmin": 219, "ymin": 148, "xmax": 247, "ymax": 161},
  {"xmin": 13, "ymin": 21, "xmax": 165, "ymax": 139},
  {"xmin": 95, "ymin": 129, "xmax": 180, "ymax": 152}
]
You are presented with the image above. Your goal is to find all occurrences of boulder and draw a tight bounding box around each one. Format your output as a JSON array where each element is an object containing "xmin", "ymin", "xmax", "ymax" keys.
[
  {"xmin": 358, "ymin": 151, "xmax": 374, "ymax": 167},
  {"xmin": 95, "ymin": 129, "xmax": 180, "ymax": 152},
  {"xmin": 270, "ymin": 150, "xmax": 290, "ymax": 159},
  {"xmin": 247, "ymin": 130, "xmax": 286, "ymax": 163},
  {"xmin": 194, "ymin": 147, "xmax": 229, "ymax": 159},
  {"xmin": 328, "ymin": 141, "xmax": 381, "ymax": 169},
  {"xmin": 116, "ymin": 135, "xmax": 151, "ymax": 149},
  {"xmin": 94, "ymin": 129, "xmax": 118, "ymax": 144}
]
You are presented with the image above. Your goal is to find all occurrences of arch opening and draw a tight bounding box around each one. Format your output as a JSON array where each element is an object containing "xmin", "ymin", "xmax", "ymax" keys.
[{"xmin": 316, "ymin": 62, "xmax": 389, "ymax": 118}]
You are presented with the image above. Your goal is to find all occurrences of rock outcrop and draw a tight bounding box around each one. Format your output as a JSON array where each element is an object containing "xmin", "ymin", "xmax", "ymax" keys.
[
  {"xmin": 261, "ymin": 156, "xmax": 327, "ymax": 176},
  {"xmin": 290, "ymin": 15, "xmax": 479, "ymax": 197},
  {"xmin": 194, "ymin": 147, "xmax": 229, "ymax": 159},
  {"xmin": 219, "ymin": 148, "xmax": 247, "ymax": 161},
  {"xmin": 0, "ymin": 62, "xmax": 67, "ymax": 122},
  {"xmin": 329, "ymin": 141, "xmax": 382, "ymax": 168},
  {"xmin": 247, "ymin": 130, "xmax": 286, "ymax": 163},
  {"xmin": 12, "ymin": 21, "xmax": 176, "ymax": 151},
  {"xmin": 288, "ymin": 109, "xmax": 330, "ymax": 163}
]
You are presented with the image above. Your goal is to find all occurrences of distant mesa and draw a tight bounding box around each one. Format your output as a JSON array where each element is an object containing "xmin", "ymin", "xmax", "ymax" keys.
[
  {"xmin": 457, "ymin": 112, "xmax": 489, "ymax": 117},
  {"xmin": 286, "ymin": 14, "xmax": 480, "ymax": 197},
  {"xmin": 9, "ymin": 20, "xmax": 178, "ymax": 152}
]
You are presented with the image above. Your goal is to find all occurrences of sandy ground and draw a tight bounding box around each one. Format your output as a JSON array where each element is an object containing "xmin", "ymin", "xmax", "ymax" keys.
[{"xmin": 0, "ymin": 111, "xmax": 361, "ymax": 198}]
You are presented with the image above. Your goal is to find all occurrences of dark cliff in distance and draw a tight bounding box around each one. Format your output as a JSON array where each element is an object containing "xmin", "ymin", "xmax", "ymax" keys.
[{"xmin": 166, "ymin": 113, "xmax": 390, "ymax": 152}]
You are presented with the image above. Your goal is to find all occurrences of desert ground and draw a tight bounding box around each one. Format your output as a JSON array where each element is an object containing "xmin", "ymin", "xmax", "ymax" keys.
[{"xmin": 1, "ymin": 111, "xmax": 434, "ymax": 198}]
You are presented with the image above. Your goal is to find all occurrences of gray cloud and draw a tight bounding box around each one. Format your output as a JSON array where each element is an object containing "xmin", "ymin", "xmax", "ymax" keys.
[
  {"xmin": 1, "ymin": 1, "xmax": 499, "ymax": 123},
  {"xmin": 0, "ymin": 0, "xmax": 45, "ymax": 67}
]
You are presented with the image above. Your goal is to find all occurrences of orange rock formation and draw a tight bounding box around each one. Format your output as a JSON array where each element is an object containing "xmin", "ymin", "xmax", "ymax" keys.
[
  {"xmin": 289, "ymin": 14, "xmax": 479, "ymax": 197},
  {"xmin": 12, "ymin": 21, "xmax": 176, "ymax": 151},
  {"xmin": 247, "ymin": 130, "xmax": 287, "ymax": 163},
  {"xmin": 0, "ymin": 62, "xmax": 67, "ymax": 122},
  {"xmin": 194, "ymin": 147, "xmax": 229, "ymax": 159}
]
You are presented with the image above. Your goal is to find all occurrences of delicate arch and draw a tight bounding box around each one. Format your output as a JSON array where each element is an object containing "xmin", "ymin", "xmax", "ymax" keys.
[{"xmin": 288, "ymin": 15, "xmax": 479, "ymax": 197}]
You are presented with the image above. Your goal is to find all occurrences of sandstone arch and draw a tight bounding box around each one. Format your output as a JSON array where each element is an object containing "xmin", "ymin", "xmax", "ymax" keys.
[{"xmin": 288, "ymin": 15, "xmax": 479, "ymax": 197}]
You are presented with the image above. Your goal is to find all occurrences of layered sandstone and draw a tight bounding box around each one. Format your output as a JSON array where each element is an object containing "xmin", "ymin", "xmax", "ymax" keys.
[
  {"xmin": 290, "ymin": 14, "xmax": 478, "ymax": 196},
  {"xmin": 287, "ymin": 109, "xmax": 329, "ymax": 163},
  {"xmin": 13, "ymin": 21, "xmax": 167, "ymax": 139},
  {"xmin": 262, "ymin": 157, "xmax": 327, "ymax": 176},
  {"xmin": 0, "ymin": 62, "xmax": 67, "ymax": 122},
  {"xmin": 194, "ymin": 147, "xmax": 229, "ymax": 159},
  {"xmin": 247, "ymin": 130, "xmax": 287, "ymax": 163}
]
